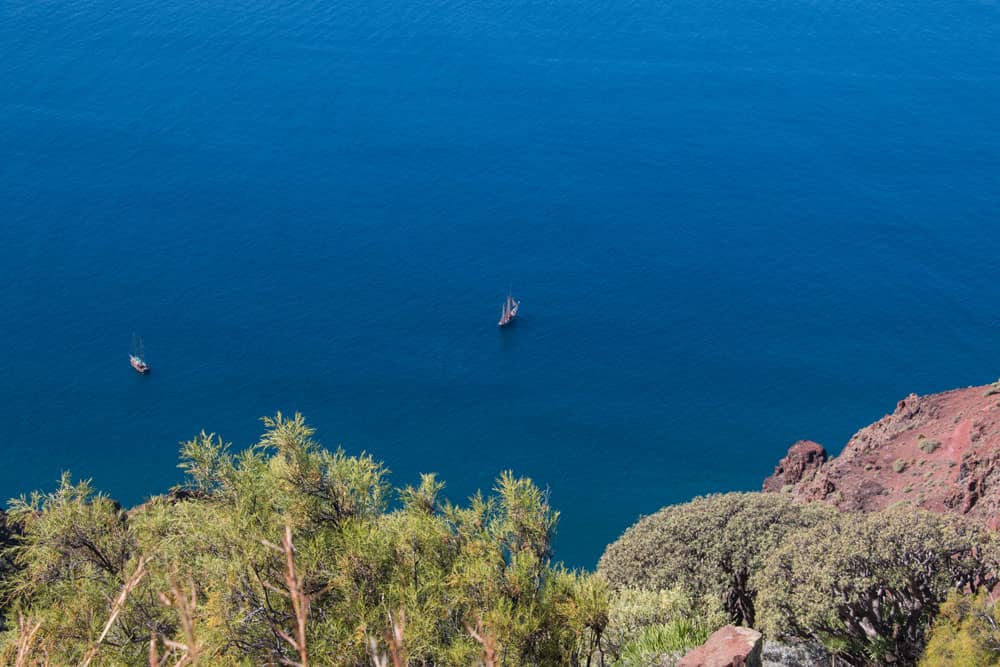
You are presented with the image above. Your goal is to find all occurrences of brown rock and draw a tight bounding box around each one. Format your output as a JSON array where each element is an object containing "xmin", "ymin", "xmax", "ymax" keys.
[
  {"xmin": 762, "ymin": 440, "xmax": 828, "ymax": 492},
  {"xmin": 762, "ymin": 382, "xmax": 1000, "ymax": 528},
  {"xmin": 678, "ymin": 625, "xmax": 763, "ymax": 667}
]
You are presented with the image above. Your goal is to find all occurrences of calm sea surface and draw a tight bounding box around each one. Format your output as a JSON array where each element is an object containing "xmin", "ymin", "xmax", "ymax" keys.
[{"xmin": 2, "ymin": 0, "xmax": 999, "ymax": 566}]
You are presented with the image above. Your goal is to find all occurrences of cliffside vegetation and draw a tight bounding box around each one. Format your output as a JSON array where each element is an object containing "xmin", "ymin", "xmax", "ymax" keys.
[
  {"xmin": 0, "ymin": 414, "xmax": 703, "ymax": 666},
  {"xmin": 2, "ymin": 414, "xmax": 999, "ymax": 666},
  {"xmin": 919, "ymin": 591, "xmax": 1000, "ymax": 666},
  {"xmin": 598, "ymin": 493, "xmax": 837, "ymax": 628},
  {"xmin": 600, "ymin": 493, "xmax": 1000, "ymax": 666}
]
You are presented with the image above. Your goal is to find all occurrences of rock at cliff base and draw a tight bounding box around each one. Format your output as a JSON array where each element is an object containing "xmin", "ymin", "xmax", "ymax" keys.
[{"xmin": 678, "ymin": 625, "xmax": 763, "ymax": 667}]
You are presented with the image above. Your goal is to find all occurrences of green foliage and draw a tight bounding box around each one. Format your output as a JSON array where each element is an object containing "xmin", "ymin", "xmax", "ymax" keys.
[
  {"xmin": 0, "ymin": 414, "xmax": 607, "ymax": 666},
  {"xmin": 893, "ymin": 458, "xmax": 908, "ymax": 473},
  {"xmin": 0, "ymin": 510, "xmax": 19, "ymax": 629},
  {"xmin": 615, "ymin": 620, "xmax": 707, "ymax": 667},
  {"xmin": 597, "ymin": 492, "xmax": 836, "ymax": 627},
  {"xmin": 919, "ymin": 438, "xmax": 940, "ymax": 455},
  {"xmin": 603, "ymin": 587, "xmax": 720, "ymax": 665},
  {"xmin": 756, "ymin": 507, "xmax": 1000, "ymax": 666},
  {"xmin": 919, "ymin": 591, "xmax": 1000, "ymax": 667},
  {"xmin": 5, "ymin": 416, "xmax": 1000, "ymax": 666},
  {"xmin": 177, "ymin": 431, "xmax": 234, "ymax": 492},
  {"xmin": 1, "ymin": 474, "xmax": 145, "ymax": 662}
]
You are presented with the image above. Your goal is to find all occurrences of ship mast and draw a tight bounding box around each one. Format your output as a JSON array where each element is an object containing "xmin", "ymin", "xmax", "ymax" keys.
[{"xmin": 498, "ymin": 285, "xmax": 518, "ymax": 327}]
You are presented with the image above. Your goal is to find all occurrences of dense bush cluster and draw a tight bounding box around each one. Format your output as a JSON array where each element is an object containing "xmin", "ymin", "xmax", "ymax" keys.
[
  {"xmin": 757, "ymin": 507, "xmax": 999, "ymax": 664},
  {"xmin": 920, "ymin": 591, "xmax": 1000, "ymax": 666},
  {"xmin": 0, "ymin": 414, "xmax": 619, "ymax": 666},
  {"xmin": 3, "ymin": 416, "xmax": 999, "ymax": 666},
  {"xmin": 598, "ymin": 493, "xmax": 836, "ymax": 627},
  {"xmin": 599, "ymin": 492, "xmax": 1000, "ymax": 666}
]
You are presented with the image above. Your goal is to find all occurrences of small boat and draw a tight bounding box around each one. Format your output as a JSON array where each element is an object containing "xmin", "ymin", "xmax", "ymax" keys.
[
  {"xmin": 498, "ymin": 290, "xmax": 519, "ymax": 327},
  {"xmin": 130, "ymin": 334, "xmax": 150, "ymax": 374}
]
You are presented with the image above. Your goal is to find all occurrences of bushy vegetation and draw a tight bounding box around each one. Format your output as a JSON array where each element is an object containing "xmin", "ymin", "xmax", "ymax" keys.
[
  {"xmin": 757, "ymin": 507, "xmax": 998, "ymax": 665},
  {"xmin": 603, "ymin": 588, "xmax": 721, "ymax": 666},
  {"xmin": 3, "ymin": 415, "xmax": 999, "ymax": 666},
  {"xmin": 920, "ymin": 591, "xmax": 1000, "ymax": 666},
  {"xmin": 598, "ymin": 493, "xmax": 836, "ymax": 627},
  {"xmin": 599, "ymin": 493, "xmax": 1000, "ymax": 667},
  {"xmin": 918, "ymin": 437, "xmax": 940, "ymax": 455},
  {"xmin": 0, "ymin": 414, "xmax": 614, "ymax": 666}
]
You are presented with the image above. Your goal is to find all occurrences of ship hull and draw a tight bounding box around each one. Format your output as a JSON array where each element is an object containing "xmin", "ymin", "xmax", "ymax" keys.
[
  {"xmin": 498, "ymin": 295, "xmax": 519, "ymax": 326},
  {"xmin": 498, "ymin": 308, "xmax": 518, "ymax": 327},
  {"xmin": 497, "ymin": 297, "xmax": 521, "ymax": 328}
]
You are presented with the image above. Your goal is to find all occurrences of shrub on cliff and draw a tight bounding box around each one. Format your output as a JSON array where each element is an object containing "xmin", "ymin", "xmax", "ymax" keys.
[
  {"xmin": 756, "ymin": 508, "xmax": 1000, "ymax": 666},
  {"xmin": 919, "ymin": 591, "xmax": 1000, "ymax": 666},
  {"xmin": 597, "ymin": 492, "xmax": 836, "ymax": 627},
  {"xmin": 602, "ymin": 587, "xmax": 723, "ymax": 665},
  {"xmin": 0, "ymin": 413, "xmax": 609, "ymax": 666}
]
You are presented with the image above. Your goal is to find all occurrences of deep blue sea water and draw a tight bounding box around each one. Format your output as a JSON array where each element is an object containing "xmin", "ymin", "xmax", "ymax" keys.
[{"xmin": 2, "ymin": 0, "xmax": 999, "ymax": 567}]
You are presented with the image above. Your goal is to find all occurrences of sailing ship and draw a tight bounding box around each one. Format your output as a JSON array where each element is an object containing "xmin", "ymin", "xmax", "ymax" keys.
[
  {"xmin": 498, "ymin": 290, "xmax": 519, "ymax": 327},
  {"xmin": 130, "ymin": 334, "xmax": 150, "ymax": 374}
]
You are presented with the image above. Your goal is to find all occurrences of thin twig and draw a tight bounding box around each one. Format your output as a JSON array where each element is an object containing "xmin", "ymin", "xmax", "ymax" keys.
[
  {"xmin": 81, "ymin": 554, "xmax": 149, "ymax": 667},
  {"xmin": 386, "ymin": 608, "xmax": 406, "ymax": 667},
  {"xmin": 158, "ymin": 576, "xmax": 202, "ymax": 666},
  {"xmin": 263, "ymin": 525, "xmax": 309, "ymax": 667},
  {"xmin": 14, "ymin": 614, "xmax": 42, "ymax": 667},
  {"xmin": 149, "ymin": 630, "xmax": 158, "ymax": 667},
  {"xmin": 367, "ymin": 607, "xmax": 406, "ymax": 667},
  {"xmin": 466, "ymin": 617, "xmax": 498, "ymax": 667}
]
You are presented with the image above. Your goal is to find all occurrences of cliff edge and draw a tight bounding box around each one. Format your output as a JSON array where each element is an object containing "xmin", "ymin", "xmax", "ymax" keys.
[{"xmin": 763, "ymin": 381, "xmax": 1000, "ymax": 529}]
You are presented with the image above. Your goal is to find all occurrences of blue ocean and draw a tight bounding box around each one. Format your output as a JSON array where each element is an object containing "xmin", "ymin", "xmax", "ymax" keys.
[{"xmin": 1, "ymin": 0, "xmax": 998, "ymax": 567}]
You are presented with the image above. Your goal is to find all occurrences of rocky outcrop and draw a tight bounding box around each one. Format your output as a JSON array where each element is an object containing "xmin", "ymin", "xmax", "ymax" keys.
[
  {"xmin": 678, "ymin": 625, "xmax": 763, "ymax": 667},
  {"xmin": 761, "ymin": 638, "xmax": 833, "ymax": 667},
  {"xmin": 761, "ymin": 440, "xmax": 828, "ymax": 492},
  {"xmin": 763, "ymin": 381, "xmax": 1000, "ymax": 528}
]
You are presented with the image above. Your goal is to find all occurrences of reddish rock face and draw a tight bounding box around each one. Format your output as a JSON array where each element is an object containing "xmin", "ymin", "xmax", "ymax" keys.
[
  {"xmin": 762, "ymin": 440, "xmax": 828, "ymax": 492},
  {"xmin": 763, "ymin": 382, "xmax": 1000, "ymax": 527},
  {"xmin": 678, "ymin": 625, "xmax": 763, "ymax": 667}
]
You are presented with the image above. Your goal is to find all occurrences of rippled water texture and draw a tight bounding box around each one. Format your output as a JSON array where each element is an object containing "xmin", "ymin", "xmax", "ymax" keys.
[{"xmin": 2, "ymin": 0, "xmax": 998, "ymax": 565}]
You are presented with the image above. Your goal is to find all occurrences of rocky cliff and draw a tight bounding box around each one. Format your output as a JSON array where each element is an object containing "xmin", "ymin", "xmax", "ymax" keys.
[{"xmin": 763, "ymin": 381, "xmax": 1000, "ymax": 529}]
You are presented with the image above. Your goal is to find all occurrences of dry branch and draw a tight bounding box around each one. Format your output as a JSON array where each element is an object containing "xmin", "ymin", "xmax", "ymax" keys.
[
  {"xmin": 263, "ymin": 525, "xmax": 310, "ymax": 667},
  {"xmin": 81, "ymin": 554, "xmax": 149, "ymax": 667}
]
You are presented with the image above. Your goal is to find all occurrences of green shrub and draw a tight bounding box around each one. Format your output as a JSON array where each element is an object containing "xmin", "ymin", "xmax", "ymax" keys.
[
  {"xmin": 756, "ymin": 508, "xmax": 1000, "ymax": 666},
  {"xmin": 894, "ymin": 458, "xmax": 908, "ymax": 473},
  {"xmin": 919, "ymin": 438, "xmax": 941, "ymax": 454},
  {"xmin": 0, "ymin": 414, "xmax": 604, "ymax": 666},
  {"xmin": 616, "ymin": 619, "xmax": 708, "ymax": 667},
  {"xmin": 602, "ymin": 586, "xmax": 724, "ymax": 663},
  {"xmin": 598, "ymin": 492, "xmax": 836, "ymax": 627},
  {"xmin": 920, "ymin": 591, "xmax": 1000, "ymax": 666}
]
